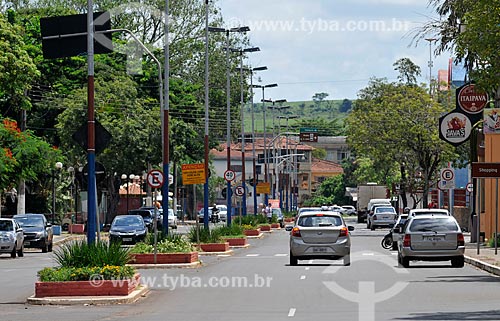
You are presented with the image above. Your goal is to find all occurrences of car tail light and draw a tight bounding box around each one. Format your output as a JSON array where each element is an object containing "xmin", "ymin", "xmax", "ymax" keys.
[
  {"xmin": 291, "ymin": 227, "xmax": 301, "ymax": 237},
  {"xmin": 457, "ymin": 233, "xmax": 465, "ymax": 246},
  {"xmin": 403, "ymin": 234, "xmax": 411, "ymax": 247},
  {"xmin": 339, "ymin": 227, "xmax": 348, "ymax": 237}
]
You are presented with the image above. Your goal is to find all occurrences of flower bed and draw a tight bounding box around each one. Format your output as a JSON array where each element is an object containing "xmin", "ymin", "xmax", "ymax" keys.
[
  {"xmin": 129, "ymin": 252, "xmax": 198, "ymax": 264},
  {"xmin": 259, "ymin": 225, "xmax": 271, "ymax": 232},
  {"xmin": 35, "ymin": 273, "xmax": 140, "ymax": 297},
  {"xmin": 271, "ymin": 223, "xmax": 281, "ymax": 229}
]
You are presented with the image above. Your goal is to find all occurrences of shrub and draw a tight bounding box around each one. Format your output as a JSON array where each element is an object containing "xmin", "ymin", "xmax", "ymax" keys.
[
  {"xmin": 215, "ymin": 224, "xmax": 245, "ymax": 237},
  {"xmin": 131, "ymin": 233, "xmax": 194, "ymax": 253},
  {"xmin": 188, "ymin": 226, "xmax": 222, "ymax": 243},
  {"xmin": 38, "ymin": 265, "xmax": 136, "ymax": 282},
  {"xmin": 54, "ymin": 240, "xmax": 131, "ymax": 268}
]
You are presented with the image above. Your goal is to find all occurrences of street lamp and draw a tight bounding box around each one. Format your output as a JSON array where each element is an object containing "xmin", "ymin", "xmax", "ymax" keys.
[
  {"xmin": 278, "ymin": 115, "xmax": 299, "ymax": 211},
  {"xmin": 425, "ymin": 38, "xmax": 437, "ymax": 96},
  {"xmin": 52, "ymin": 161, "xmax": 63, "ymax": 224},
  {"xmin": 232, "ymin": 46, "xmax": 260, "ymax": 217},
  {"xmin": 252, "ymin": 83, "xmax": 278, "ymax": 205},
  {"xmin": 208, "ymin": 25, "xmax": 250, "ymax": 225},
  {"xmin": 121, "ymin": 173, "xmax": 134, "ymax": 213}
]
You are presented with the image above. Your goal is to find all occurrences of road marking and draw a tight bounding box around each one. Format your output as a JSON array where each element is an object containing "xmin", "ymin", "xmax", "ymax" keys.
[
  {"xmin": 275, "ymin": 253, "xmax": 288, "ymax": 257},
  {"xmin": 300, "ymin": 275, "xmax": 306, "ymax": 280},
  {"xmin": 288, "ymin": 308, "xmax": 296, "ymax": 317},
  {"xmin": 362, "ymin": 252, "xmax": 374, "ymax": 256},
  {"xmin": 308, "ymin": 260, "xmax": 314, "ymax": 264},
  {"xmin": 305, "ymin": 267, "xmax": 310, "ymax": 271},
  {"xmin": 246, "ymin": 254, "xmax": 260, "ymax": 257},
  {"xmin": 218, "ymin": 254, "xmax": 231, "ymax": 257},
  {"xmin": 391, "ymin": 252, "xmax": 398, "ymax": 255}
]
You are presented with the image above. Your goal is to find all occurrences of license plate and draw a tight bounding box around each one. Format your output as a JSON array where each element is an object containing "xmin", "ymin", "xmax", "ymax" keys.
[
  {"xmin": 122, "ymin": 238, "xmax": 132, "ymax": 242},
  {"xmin": 313, "ymin": 247, "xmax": 328, "ymax": 253},
  {"xmin": 425, "ymin": 236, "xmax": 443, "ymax": 242},
  {"xmin": 381, "ymin": 216, "xmax": 391, "ymax": 220}
]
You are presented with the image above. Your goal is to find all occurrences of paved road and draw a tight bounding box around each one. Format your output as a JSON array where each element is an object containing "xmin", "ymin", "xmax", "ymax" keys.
[{"xmin": 2, "ymin": 217, "xmax": 500, "ymax": 321}]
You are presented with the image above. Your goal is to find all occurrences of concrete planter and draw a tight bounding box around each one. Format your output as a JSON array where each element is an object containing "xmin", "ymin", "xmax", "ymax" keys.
[
  {"xmin": 244, "ymin": 228, "xmax": 261, "ymax": 237},
  {"xmin": 259, "ymin": 225, "xmax": 271, "ymax": 232},
  {"xmin": 129, "ymin": 252, "xmax": 198, "ymax": 264},
  {"xmin": 271, "ymin": 223, "xmax": 281, "ymax": 229},
  {"xmin": 198, "ymin": 242, "xmax": 230, "ymax": 252},
  {"xmin": 69, "ymin": 224, "xmax": 85, "ymax": 234},
  {"xmin": 35, "ymin": 273, "xmax": 141, "ymax": 298},
  {"xmin": 223, "ymin": 237, "xmax": 248, "ymax": 247},
  {"xmin": 284, "ymin": 218, "xmax": 295, "ymax": 223}
]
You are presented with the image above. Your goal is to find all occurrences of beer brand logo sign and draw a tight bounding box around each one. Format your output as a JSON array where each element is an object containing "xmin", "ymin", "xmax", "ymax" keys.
[
  {"xmin": 439, "ymin": 111, "xmax": 472, "ymax": 146},
  {"xmin": 457, "ymin": 83, "xmax": 489, "ymax": 114}
]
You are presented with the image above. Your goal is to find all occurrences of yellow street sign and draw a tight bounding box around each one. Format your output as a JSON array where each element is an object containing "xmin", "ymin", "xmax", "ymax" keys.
[
  {"xmin": 182, "ymin": 163, "xmax": 206, "ymax": 185},
  {"xmin": 256, "ymin": 182, "xmax": 271, "ymax": 194}
]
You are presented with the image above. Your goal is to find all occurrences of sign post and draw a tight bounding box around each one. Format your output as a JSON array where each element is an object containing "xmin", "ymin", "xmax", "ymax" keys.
[{"xmin": 147, "ymin": 169, "xmax": 165, "ymax": 264}]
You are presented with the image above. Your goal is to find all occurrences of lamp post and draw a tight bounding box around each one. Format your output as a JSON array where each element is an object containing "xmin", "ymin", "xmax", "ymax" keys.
[
  {"xmin": 252, "ymin": 84, "xmax": 278, "ymax": 205},
  {"xmin": 425, "ymin": 38, "xmax": 437, "ymax": 96},
  {"xmin": 278, "ymin": 115, "xmax": 298, "ymax": 211},
  {"xmin": 232, "ymin": 46, "xmax": 260, "ymax": 216},
  {"xmin": 208, "ymin": 25, "xmax": 250, "ymax": 225},
  {"xmin": 52, "ymin": 162, "xmax": 63, "ymax": 224}
]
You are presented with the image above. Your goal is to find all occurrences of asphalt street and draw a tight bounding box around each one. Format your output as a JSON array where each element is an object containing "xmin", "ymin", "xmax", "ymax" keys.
[{"xmin": 2, "ymin": 217, "xmax": 500, "ymax": 321}]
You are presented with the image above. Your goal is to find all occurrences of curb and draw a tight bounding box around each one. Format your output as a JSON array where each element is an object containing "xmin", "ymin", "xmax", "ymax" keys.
[
  {"xmin": 465, "ymin": 256, "xmax": 500, "ymax": 277},
  {"xmin": 246, "ymin": 233, "xmax": 265, "ymax": 239},
  {"xmin": 26, "ymin": 285, "xmax": 149, "ymax": 306},
  {"xmin": 198, "ymin": 250, "xmax": 234, "ymax": 256},
  {"xmin": 127, "ymin": 261, "xmax": 202, "ymax": 269},
  {"xmin": 230, "ymin": 244, "xmax": 251, "ymax": 249}
]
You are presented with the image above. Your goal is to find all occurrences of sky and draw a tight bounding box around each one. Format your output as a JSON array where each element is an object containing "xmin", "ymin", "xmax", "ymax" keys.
[{"xmin": 216, "ymin": 0, "xmax": 451, "ymax": 102}]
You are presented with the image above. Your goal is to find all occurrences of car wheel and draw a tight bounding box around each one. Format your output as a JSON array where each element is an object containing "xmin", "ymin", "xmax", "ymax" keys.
[
  {"xmin": 401, "ymin": 256, "xmax": 410, "ymax": 268},
  {"xmin": 370, "ymin": 225, "xmax": 375, "ymax": 231},
  {"xmin": 42, "ymin": 240, "xmax": 48, "ymax": 253},
  {"xmin": 48, "ymin": 241, "xmax": 53, "ymax": 252},
  {"xmin": 343, "ymin": 254, "xmax": 351, "ymax": 266},
  {"xmin": 451, "ymin": 257, "xmax": 465, "ymax": 268},
  {"xmin": 11, "ymin": 244, "xmax": 17, "ymax": 258},
  {"xmin": 17, "ymin": 243, "xmax": 24, "ymax": 257},
  {"xmin": 290, "ymin": 252, "xmax": 298, "ymax": 266},
  {"xmin": 391, "ymin": 241, "xmax": 398, "ymax": 251}
]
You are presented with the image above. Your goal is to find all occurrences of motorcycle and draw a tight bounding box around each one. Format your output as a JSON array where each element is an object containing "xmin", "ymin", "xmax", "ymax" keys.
[{"xmin": 381, "ymin": 231, "xmax": 393, "ymax": 249}]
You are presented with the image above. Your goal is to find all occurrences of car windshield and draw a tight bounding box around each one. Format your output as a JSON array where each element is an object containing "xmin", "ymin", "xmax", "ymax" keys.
[
  {"xmin": 375, "ymin": 207, "xmax": 396, "ymax": 214},
  {"xmin": 412, "ymin": 211, "xmax": 447, "ymax": 216},
  {"xmin": 298, "ymin": 215, "xmax": 342, "ymax": 227},
  {"xmin": 14, "ymin": 216, "xmax": 44, "ymax": 227},
  {"xmin": 0, "ymin": 220, "xmax": 13, "ymax": 231},
  {"xmin": 129, "ymin": 210, "xmax": 151, "ymax": 218},
  {"xmin": 409, "ymin": 218, "xmax": 459, "ymax": 232},
  {"xmin": 112, "ymin": 216, "xmax": 143, "ymax": 227}
]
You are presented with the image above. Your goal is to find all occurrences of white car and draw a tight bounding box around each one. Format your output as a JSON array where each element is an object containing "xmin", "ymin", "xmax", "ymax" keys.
[
  {"xmin": 216, "ymin": 204, "xmax": 228, "ymax": 222},
  {"xmin": 408, "ymin": 208, "xmax": 450, "ymax": 217},
  {"xmin": 341, "ymin": 205, "xmax": 356, "ymax": 215},
  {"xmin": 0, "ymin": 218, "xmax": 24, "ymax": 258},
  {"xmin": 368, "ymin": 206, "xmax": 397, "ymax": 230},
  {"xmin": 167, "ymin": 209, "xmax": 178, "ymax": 229}
]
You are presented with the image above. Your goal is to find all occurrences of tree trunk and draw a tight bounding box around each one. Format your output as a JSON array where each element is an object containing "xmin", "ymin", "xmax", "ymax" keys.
[{"xmin": 17, "ymin": 179, "xmax": 26, "ymax": 214}]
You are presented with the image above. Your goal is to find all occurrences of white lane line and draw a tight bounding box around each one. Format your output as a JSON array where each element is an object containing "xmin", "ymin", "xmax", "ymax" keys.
[
  {"xmin": 218, "ymin": 254, "xmax": 231, "ymax": 257},
  {"xmin": 362, "ymin": 252, "xmax": 374, "ymax": 256},
  {"xmin": 246, "ymin": 254, "xmax": 260, "ymax": 257},
  {"xmin": 300, "ymin": 275, "xmax": 306, "ymax": 280},
  {"xmin": 308, "ymin": 260, "xmax": 314, "ymax": 264},
  {"xmin": 275, "ymin": 253, "xmax": 288, "ymax": 257},
  {"xmin": 391, "ymin": 252, "xmax": 398, "ymax": 255},
  {"xmin": 305, "ymin": 267, "xmax": 310, "ymax": 271},
  {"xmin": 288, "ymin": 308, "xmax": 296, "ymax": 317}
]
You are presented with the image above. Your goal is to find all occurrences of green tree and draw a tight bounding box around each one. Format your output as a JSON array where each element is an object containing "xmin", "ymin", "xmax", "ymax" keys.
[
  {"xmin": 393, "ymin": 58, "xmax": 421, "ymax": 85},
  {"xmin": 346, "ymin": 77, "xmax": 457, "ymax": 208}
]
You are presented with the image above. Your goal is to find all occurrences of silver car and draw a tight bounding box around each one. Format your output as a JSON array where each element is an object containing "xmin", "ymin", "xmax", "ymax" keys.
[
  {"xmin": 368, "ymin": 206, "xmax": 397, "ymax": 230},
  {"xmin": 0, "ymin": 218, "xmax": 24, "ymax": 258},
  {"xmin": 397, "ymin": 214, "xmax": 465, "ymax": 268},
  {"xmin": 289, "ymin": 211, "xmax": 354, "ymax": 266}
]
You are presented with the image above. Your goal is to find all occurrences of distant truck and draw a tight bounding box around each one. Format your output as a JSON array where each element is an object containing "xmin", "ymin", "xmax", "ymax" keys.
[{"xmin": 356, "ymin": 183, "xmax": 388, "ymax": 223}]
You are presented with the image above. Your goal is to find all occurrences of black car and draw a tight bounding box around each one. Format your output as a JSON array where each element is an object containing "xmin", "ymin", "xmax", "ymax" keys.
[
  {"xmin": 109, "ymin": 215, "xmax": 147, "ymax": 245},
  {"xmin": 13, "ymin": 214, "xmax": 53, "ymax": 253},
  {"xmin": 128, "ymin": 209, "xmax": 156, "ymax": 231}
]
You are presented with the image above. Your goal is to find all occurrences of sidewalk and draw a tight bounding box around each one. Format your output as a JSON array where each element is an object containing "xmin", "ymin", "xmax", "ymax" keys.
[{"xmin": 464, "ymin": 233, "xmax": 500, "ymax": 276}]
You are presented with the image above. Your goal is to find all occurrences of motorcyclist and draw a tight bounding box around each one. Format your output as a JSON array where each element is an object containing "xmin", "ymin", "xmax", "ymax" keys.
[
  {"xmin": 211, "ymin": 204, "xmax": 220, "ymax": 223},
  {"xmin": 403, "ymin": 207, "xmax": 410, "ymax": 214}
]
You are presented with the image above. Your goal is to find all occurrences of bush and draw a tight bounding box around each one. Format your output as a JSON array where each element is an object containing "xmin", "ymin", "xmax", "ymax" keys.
[
  {"xmin": 38, "ymin": 265, "xmax": 136, "ymax": 282},
  {"xmin": 54, "ymin": 240, "xmax": 131, "ymax": 268},
  {"xmin": 215, "ymin": 224, "xmax": 245, "ymax": 237},
  {"xmin": 131, "ymin": 233, "xmax": 194, "ymax": 253},
  {"xmin": 233, "ymin": 215, "xmax": 267, "ymax": 227},
  {"xmin": 188, "ymin": 226, "xmax": 222, "ymax": 243}
]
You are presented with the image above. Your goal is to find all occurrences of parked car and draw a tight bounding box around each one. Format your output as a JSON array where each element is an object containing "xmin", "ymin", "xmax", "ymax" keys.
[
  {"xmin": 128, "ymin": 209, "xmax": 155, "ymax": 231},
  {"xmin": 109, "ymin": 215, "xmax": 147, "ymax": 245},
  {"xmin": 138, "ymin": 206, "xmax": 163, "ymax": 229},
  {"xmin": 396, "ymin": 214, "xmax": 465, "ymax": 268},
  {"xmin": 167, "ymin": 209, "xmax": 178, "ymax": 229},
  {"xmin": 289, "ymin": 211, "xmax": 354, "ymax": 266},
  {"xmin": 408, "ymin": 208, "xmax": 450, "ymax": 217},
  {"xmin": 0, "ymin": 218, "xmax": 24, "ymax": 258},
  {"xmin": 391, "ymin": 214, "xmax": 409, "ymax": 250},
  {"xmin": 341, "ymin": 205, "xmax": 357, "ymax": 216},
  {"xmin": 367, "ymin": 206, "xmax": 397, "ymax": 230},
  {"xmin": 271, "ymin": 207, "xmax": 284, "ymax": 228},
  {"xmin": 13, "ymin": 214, "xmax": 53, "ymax": 253},
  {"xmin": 328, "ymin": 205, "xmax": 343, "ymax": 213}
]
